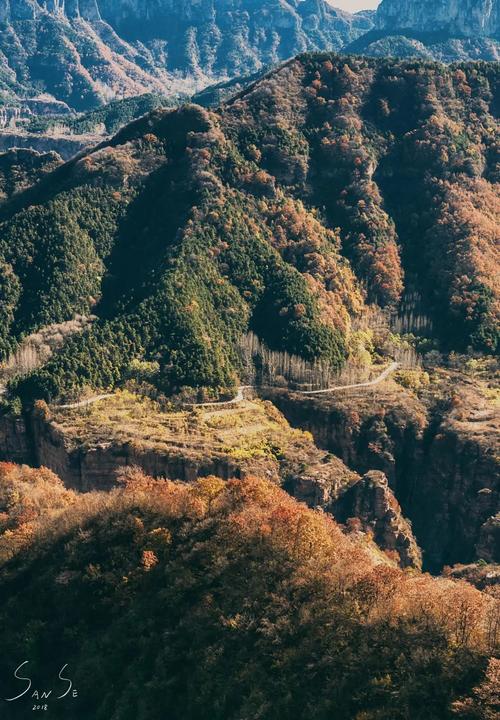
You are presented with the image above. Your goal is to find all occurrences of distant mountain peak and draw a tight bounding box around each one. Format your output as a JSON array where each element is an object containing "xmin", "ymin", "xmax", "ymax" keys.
[
  {"xmin": 345, "ymin": 0, "xmax": 500, "ymax": 62},
  {"xmin": 376, "ymin": 0, "xmax": 500, "ymax": 38}
]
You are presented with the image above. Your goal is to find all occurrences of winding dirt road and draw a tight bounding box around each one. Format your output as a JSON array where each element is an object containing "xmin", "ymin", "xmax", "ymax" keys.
[
  {"xmin": 54, "ymin": 362, "xmax": 399, "ymax": 411},
  {"xmin": 297, "ymin": 362, "xmax": 399, "ymax": 395},
  {"xmin": 58, "ymin": 393, "xmax": 114, "ymax": 410}
]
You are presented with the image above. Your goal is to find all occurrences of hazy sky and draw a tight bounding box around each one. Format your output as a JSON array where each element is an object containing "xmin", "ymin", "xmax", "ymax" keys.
[{"xmin": 333, "ymin": 0, "xmax": 380, "ymax": 10}]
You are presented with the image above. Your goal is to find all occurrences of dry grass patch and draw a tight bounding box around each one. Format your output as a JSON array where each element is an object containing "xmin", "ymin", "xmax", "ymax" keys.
[{"xmin": 51, "ymin": 391, "xmax": 312, "ymax": 462}]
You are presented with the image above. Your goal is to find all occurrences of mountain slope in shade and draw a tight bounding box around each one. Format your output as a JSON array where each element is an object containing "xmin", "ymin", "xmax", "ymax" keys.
[
  {"xmin": 0, "ymin": 0, "xmax": 374, "ymax": 112},
  {"xmin": 0, "ymin": 54, "xmax": 497, "ymax": 404},
  {"xmin": 0, "ymin": 468, "xmax": 495, "ymax": 720},
  {"xmin": 347, "ymin": 0, "xmax": 500, "ymax": 61}
]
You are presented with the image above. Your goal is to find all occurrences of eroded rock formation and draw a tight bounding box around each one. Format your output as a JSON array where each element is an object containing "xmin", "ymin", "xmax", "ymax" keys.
[
  {"xmin": 377, "ymin": 0, "xmax": 500, "ymax": 37},
  {"xmin": 263, "ymin": 377, "xmax": 499, "ymax": 572}
]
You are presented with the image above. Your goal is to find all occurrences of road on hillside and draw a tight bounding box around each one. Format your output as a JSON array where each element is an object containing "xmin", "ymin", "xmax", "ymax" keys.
[
  {"xmin": 53, "ymin": 363, "xmax": 400, "ymax": 410},
  {"xmin": 297, "ymin": 361, "xmax": 399, "ymax": 395}
]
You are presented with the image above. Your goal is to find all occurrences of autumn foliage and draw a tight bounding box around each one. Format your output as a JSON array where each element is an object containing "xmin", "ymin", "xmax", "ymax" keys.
[
  {"xmin": 0, "ymin": 466, "xmax": 497, "ymax": 719},
  {"xmin": 0, "ymin": 56, "xmax": 497, "ymax": 404}
]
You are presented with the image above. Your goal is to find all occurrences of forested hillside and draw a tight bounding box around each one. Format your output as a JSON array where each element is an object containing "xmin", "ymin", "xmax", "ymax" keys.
[
  {"xmin": 0, "ymin": 465, "xmax": 497, "ymax": 720},
  {"xmin": 0, "ymin": 54, "xmax": 498, "ymax": 404},
  {"xmin": 0, "ymin": 148, "xmax": 61, "ymax": 200}
]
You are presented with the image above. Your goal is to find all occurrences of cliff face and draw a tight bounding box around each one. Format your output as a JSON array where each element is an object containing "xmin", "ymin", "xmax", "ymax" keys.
[
  {"xmin": 263, "ymin": 379, "xmax": 500, "ymax": 572},
  {"xmin": 377, "ymin": 0, "xmax": 500, "ymax": 37},
  {"xmin": 31, "ymin": 416, "xmax": 243, "ymax": 491},
  {"xmin": 96, "ymin": 0, "xmax": 374, "ymax": 68},
  {"xmin": 333, "ymin": 470, "xmax": 422, "ymax": 569},
  {"xmin": 23, "ymin": 395, "xmax": 421, "ymax": 569},
  {"xmin": 346, "ymin": 0, "xmax": 500, "ymax": 61},
  {"xmin": 0, "ymin": 412, "xmax": 31, "ymax": 463}
]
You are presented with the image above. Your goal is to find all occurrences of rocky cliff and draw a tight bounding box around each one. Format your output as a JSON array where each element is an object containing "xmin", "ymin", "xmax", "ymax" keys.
[
  {"xmin": 347, "ymin": 0, "xmax": 500, "ymax": 61},
  {"xmin": 333, "ymin": 469, "xmax": 422, "ymax": 569},
  {"xmin": 377, "ymin": 0, "xmax": 500, "ymax": 37},
  {"xmin": 96, "ymin": 0, "xmax": 374, "ymax": 75},
  {"xmin": 0, "ymin": 411, "xmax": 31, "ymax": 463},
  {"xmin": 20, "ymin": 393, "xmax": 422, "ymax": 568},
  {"xmin": 263, "ymin": 375, "xmax": 500, "ymax": 572}
]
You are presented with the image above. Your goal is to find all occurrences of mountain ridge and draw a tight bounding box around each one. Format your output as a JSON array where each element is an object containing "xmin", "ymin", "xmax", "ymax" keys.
[{"xmin": 0, "ymin": 53, "xmax": 497, "ymax": 405}]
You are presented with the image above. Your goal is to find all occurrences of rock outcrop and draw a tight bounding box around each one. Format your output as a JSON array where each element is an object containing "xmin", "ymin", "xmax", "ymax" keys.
[
  {"xmin": 263, "ymin": 376, "xmax": 500, "ymax": 572},
  {"xmin": 346, "ymin": 0, "xmax": 500, "ymax": 61},
  {"xmin": 446, "ymin": 561, "xmax": 500, "ymax": 593},
  {"xmin": 376, "ymin": 0, "xmax": 500, "ymax": 38},
  {"xmin": 333, "ymin": 470, "xmax": 422, "ymax": 569}
]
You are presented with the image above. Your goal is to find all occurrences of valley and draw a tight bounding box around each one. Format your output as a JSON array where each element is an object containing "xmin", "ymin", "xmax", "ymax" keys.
[
  {"xmin": 0, "ymin": 53, "xmax": 497, "ymax": 582},
  {"xmin": 0, "ymin": 8, "xmax": 497, "ymax": 713}
]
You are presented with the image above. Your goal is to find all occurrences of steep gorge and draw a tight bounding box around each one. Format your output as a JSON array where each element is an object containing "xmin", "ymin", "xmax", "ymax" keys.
[
  {"xmin": 1, "ymin": 374, "xmax": 496, "ymax": 573},
  {"xmin": 263, "ymin": 378, "xmax": 499, "ymax": 572}
]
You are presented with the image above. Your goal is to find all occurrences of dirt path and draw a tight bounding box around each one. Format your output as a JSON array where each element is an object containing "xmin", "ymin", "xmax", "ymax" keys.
[
  {"xmin": 54, "ymin": 364, "xmax": 399, "ymax": 412},
  {"xmin": 297, "ymin": 362, "xmax": 399, "ymax": 395},
  {"xmin": 58, "ymin": 393, "xmax": 114, "ymax": 410},
  {"xmin": 192, "ymin": 363, "xmax": 399, "ymax": 407}
]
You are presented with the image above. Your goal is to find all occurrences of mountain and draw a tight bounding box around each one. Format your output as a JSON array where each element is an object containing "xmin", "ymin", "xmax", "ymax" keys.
[
  {"xmin": 0, "ymin": 53, "xmax": 497, "ymax": 405},
  {"xmin": 376, "ymin": 0, "xmax": 500, "ymax": 36},
  {"xmin": 0, "ymin": 78, "xmax": 265, "ymax": 161},
  {"xmin": 0, "ymin": 52, "xmax": 498, "ymax": 720},
  {"xmin": 0, "ymin": 0, "xmax": 374, "ymax": 113},
  {"xmin": 347, "ymin": 0, "xmax": 500, "ymax": 61}
]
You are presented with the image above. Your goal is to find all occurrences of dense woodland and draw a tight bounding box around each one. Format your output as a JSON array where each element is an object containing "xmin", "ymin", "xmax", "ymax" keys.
[
  {"xmin": 25, "ymin": 94, "xmax": 178, "ymax": 137},
  {"xmin": 0, "ymin": 55, "xmax": 497, "ymax": 404},
  {"xmin": 0, "ymin": 463, "xmax": 497, "ymax": 720},
  {"xmin": 0, "ymin": 148, "xmax": 61, "ymax": 202}
]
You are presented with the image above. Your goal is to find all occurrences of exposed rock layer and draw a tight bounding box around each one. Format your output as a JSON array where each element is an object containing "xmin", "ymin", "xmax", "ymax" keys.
[
  {"xmin": 263, "ymin": 381, "xmax": 499, "ymax": 572},
  {"xmin": 377, "ymin": 0, "xmax": 500, "ymax": 37}
]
